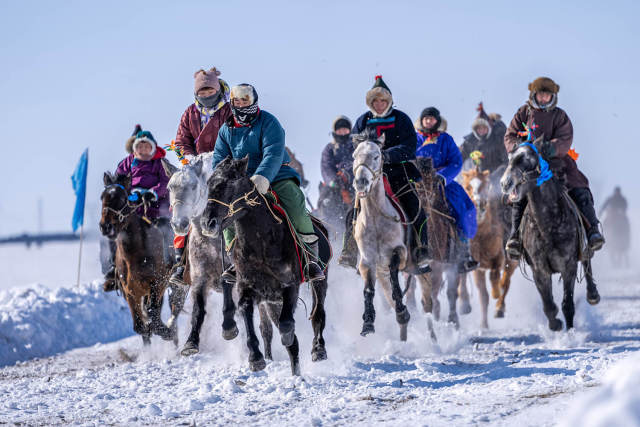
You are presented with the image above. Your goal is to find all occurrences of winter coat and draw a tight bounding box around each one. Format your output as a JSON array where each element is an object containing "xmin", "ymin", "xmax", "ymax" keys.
[
  {"xmin": 352, "ymin": 109, "xmax": 421, "ymax": 183},
  {"xmin": 416, "ymin": 131, "xmax": 477, "ymax": 239},
  {"xmin": 321, "ymin": 139, "xmax": 354, "ymax": 185},
  {"xmin": 213, "ymin": 110, "xmax": 300, "ymax": 184},
  {"xmin": 115, "ymin": 147, "xmax": 170, "ymax": 218},
  {"xmin": 175, "ymin": 103, "xmax": 232, "ymax": 155},
  {"xmin": 460, "ymin": 120, "xmax": 508, "ymax": 173},
  {"xmin": 504, "ymin": 104, "xmax": 589, "ymax": 189}
]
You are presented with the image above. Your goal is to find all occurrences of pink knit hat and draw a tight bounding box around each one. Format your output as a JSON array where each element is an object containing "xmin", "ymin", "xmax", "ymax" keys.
[{"xmin": 194, "ymin": 67, "xmax": 221, "ymax": 94}]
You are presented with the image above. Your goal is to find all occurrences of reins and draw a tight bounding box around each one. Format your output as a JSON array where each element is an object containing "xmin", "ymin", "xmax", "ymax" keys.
[{"xmin": 207, "ymin": 186, "xmax": 283, "ymax": 224}]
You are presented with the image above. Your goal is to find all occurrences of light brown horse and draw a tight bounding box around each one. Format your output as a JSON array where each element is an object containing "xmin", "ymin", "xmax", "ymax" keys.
[
  {"xmin": 100, "ymin": 172, "xmax": 176, "ymax": 345},
  {"xmin": 461, "ymin": 168, "xmax": 517, "ymax": 327}
]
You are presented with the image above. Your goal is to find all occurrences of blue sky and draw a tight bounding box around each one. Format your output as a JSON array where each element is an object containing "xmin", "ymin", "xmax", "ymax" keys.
[{"xmin": 1, "ymin": 0, "xmax": 638, "ymax": 234}]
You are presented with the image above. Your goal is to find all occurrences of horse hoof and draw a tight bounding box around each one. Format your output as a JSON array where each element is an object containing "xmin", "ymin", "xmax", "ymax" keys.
[
  {"xmin": 587, "ymin": 292, "xmax": 600, "ymax": 305},
  {"xmin": 181, "ymin": 342, "xmax": 200, "ymax": 356},
  {"xmin": 360, "ymin": 322, "xmax": 375, "ymax": 336},
  {"xmin": 249, "ymin": 357, "xmax": 266, "ymax": 372},
  {"xmin": 265, "ymin": 352, "xmax": 273, "ymax": 361},
  {"xmin": 549, "ymin": 319, "xmax": 563, "ymax": 331},
  {"xmin": 222, "ymin": 325, "xmax": 239, "ymax": 341},
  {"xmin": 312, "ymin": 348, "xmax": 328, "ymax": 362},
  {"xmin": 399, "ymin": 324, "xmax": 408, "ymax": 342},
  {"xmin": 460, "ymin": 302, "xmax": 472, "ymax": 315},
  {"xmin": 396, "ymin": 307, "xmax": 410, "ymax": 325},
  {"xmin": 495, "ymin": 309, "xmax": 505, "ymax": 318},
  {"xmin": 448, "ymin": 314, "xmax": 460, "ymax": 329}
]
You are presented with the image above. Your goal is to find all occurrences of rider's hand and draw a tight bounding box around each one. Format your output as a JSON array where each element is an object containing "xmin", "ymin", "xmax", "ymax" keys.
[
  {"xmin": 250, "ymin": 174, "xmax": 270, "ymax": 195},
  {"xmin": 329, "ymin": 180, "xmax": 338, "ymax": 188},
  {"xmin": 128, "ymin": 189, "xmax": 143, "ymax": 202},
  {"xmin": 142, "ymin": 190, "xmax": 157, "ymax": 203}
]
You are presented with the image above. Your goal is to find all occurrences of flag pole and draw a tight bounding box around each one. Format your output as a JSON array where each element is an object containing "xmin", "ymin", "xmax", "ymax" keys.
[{"xmin": 76, "ymin": 224, "xmax": 84, "ymax": 287}]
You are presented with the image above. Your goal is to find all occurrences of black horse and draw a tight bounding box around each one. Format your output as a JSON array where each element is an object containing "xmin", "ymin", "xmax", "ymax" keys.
[
  {"xmin": 201, "ymin": 156, "xmax": 330, "ymax": 375},
  {"xmin": 500, "ymin": 138, "xmax": 600, "ymax": 331}
]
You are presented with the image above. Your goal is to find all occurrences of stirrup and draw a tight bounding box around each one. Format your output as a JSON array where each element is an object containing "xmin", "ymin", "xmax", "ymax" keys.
[
  {"xmin": 458, "ymin": 258, "xmax": 479, "ymax": 274},
  {"xmin": 221, "ymin": 265, "xmax": 236, "ymax": 284},
  {"xmin": 588, "ymin": 231, "xmax": 605, "ymax": 252},
  {"xmin": 306, "ymin": 262, "xmax": 326, "ymax": 282}
]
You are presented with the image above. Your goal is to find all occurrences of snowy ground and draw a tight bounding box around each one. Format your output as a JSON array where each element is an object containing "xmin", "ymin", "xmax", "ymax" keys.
[{"xmin": 0, "ymin": 243, "xmax": 639, "ymax": 426}]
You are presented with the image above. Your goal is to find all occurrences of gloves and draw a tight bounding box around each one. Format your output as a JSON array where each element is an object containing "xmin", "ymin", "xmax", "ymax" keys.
[
  {"xmin": 329, "ymin": 180, "xmax": 338, "ymax": 188},
  {"xmin": 142, "ymin": 190, "xmax": 157, "ymax": 203},
  {"xmin": 128, "ymin": 189, "xmax": 143, "ymax": 202},
  {"xmin": 250, "ymin": 174, "xmax": 270, "ymax": 195}
]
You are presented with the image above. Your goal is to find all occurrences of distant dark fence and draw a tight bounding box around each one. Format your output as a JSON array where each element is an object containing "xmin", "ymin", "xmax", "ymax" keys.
[{"xmin": 0, "ymin": 232, "xmax": 80, "ymax": 247}]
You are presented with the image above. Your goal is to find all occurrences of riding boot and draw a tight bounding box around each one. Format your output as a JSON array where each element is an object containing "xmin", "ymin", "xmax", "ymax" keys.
[
  {"xmin": 411, "ymin": 210, "xmax": 431, "ymax": 272},
  {"xmin": 457, "ymin": 236, "xmax": 478, "ymax": 273},
  {"xmin": 221, "ymin": 263, "xmax": 236, "ymax": 284},
  {"xmin": 169, "ymin": 247, "xmax": 187, "ymax": 287},
  {"xmin": 304, "ymin": 238, "xmax": 326, "ymax": 282},
  {"xmin": 103, "ymin": 240, "xmax": 117, "ymax": 292},
  {"xmin": 569, "ymin": 188, "xmax": 606, "ymax": 251},
  {"xmin": 338, "ymin": 207, "xmax": 359, "ymax": 269},
  {"xmin": 505, "ymin": 199, "xmax": 527, "ymax": 260}
]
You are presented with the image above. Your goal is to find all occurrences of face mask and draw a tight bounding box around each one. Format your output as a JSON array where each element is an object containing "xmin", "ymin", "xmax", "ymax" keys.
[
  {"xmin": 333, "ymin": 133, "xmax": 351, "ymax": 144},
  {"xmin": 196, "ymin": 92, "xmax": 222, "ymax": 108},
  {"xmin": 232, "ymin": 103, "xmax": 259, "ymax": 126}
]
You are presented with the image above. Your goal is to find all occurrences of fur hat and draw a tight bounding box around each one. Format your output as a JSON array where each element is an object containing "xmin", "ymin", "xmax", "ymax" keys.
[
  {"xmin": 194, "ymin": 67, "xmax": 222, "ymax": 94},
  {"xmin": 132, "ymin": 130, "xmax": 157, "ymax": 157},
  {"xmin": 472, "ymin": 117, "xmax": 492, "ymax": 140},
  {"xmin": 366, "ymin": 75, "xmax": 393, "ymax": 114},
  {"xmin": 333, "ymin": 115, "xmax": 352, "ymax": 131},
  {"xmin": 528, "ymin": 77, "xmax": 560, "ymax": 94},
  {"xmin": 230, "ymin": 84, "xmax": 259, "ymax": 105},
  {"xmin": 125, "ymin": 124, "xmax": 143, "ymax": 154}
]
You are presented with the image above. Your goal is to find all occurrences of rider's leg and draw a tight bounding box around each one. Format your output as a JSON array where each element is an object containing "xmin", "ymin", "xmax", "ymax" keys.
[
  {"xmin": 506, "ymin": 199, "xmax": 528, "ymax": 260},
  {"xmin": 569, "ymin": 187, "xmax": 605, "ymax": 251},
  {"xmin": 103, "ymin": 239, "xmax": 117, "ymax": 292},
  {"xmin": 458, "ymin": 234, "xmax": 479, "ymax": 273},
  {"xmin": 169, "ymin": 233, "xmax": 187, "ymax": 287},
  {"xmin": 272, "ymin": 179, "xmax": 325, "ymax": 282},
  {"xmin": 338, "ymin": 207, "xmax": 359, "ymax": 269}
]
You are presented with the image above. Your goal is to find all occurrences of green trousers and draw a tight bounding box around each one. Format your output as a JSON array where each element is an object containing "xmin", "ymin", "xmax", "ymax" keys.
[{"xmin": 223, "ymin": 178, "xmax": 314, "ymax": 248}]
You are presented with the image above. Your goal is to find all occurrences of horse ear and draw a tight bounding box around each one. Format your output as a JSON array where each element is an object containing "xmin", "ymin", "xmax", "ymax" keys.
[
  {"xmin": 236, "ymin": 155, "xmax": 249, "ymax": 173},
  {"xmin": 161, "ymin": 158, "xmax": 179, "ymax": 178},
  {"xmin": 483, "ymin": 170, "xmax": 490, "ymax": 177},
  {"xmin": 191, "ymin": 156, "xmax": 203, "ymax": 175},
  {"xmin": 103, "ymin": 172, "xmax": 114, "ymax": 186},
  {"xmin": 116, "ymin": 173, "xmax": 132, "ymax": 191}
]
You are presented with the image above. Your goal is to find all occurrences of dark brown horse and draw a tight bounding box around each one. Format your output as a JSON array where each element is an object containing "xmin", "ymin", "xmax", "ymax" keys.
[{"xmin": 100, "ymin": 172, "xmax": 180, "ymax": 345}]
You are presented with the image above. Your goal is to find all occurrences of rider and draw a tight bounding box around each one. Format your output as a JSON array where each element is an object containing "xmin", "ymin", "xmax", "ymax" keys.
[
  {"xmin": 459, "ymin": 103, "xmax": 508, "ymax": 173},
  {"xmin": 599, "ymin": 186, "xmax": 627, "ymax": 216},
  {"xmin": 504, "ymin": 77, "xmax": 605, "ymax": 259},
  {"xmin": 212, "ymin": 83, "xmax": 325, "ymax": 283},
  {"xmin": 416, "ymin": 107, "xmax": 479, "ymax": 273},
  {"xmin": 103, "ymin": 128, "xmax": 172, "ymax": 292},
  {"xmin": 338, "ymin": 75, "xmax": 430, "ymax": 270},
  {"xmin": 170, "ymin": 67, "xmax": 233, "ymax": 286},
  {"xmin": 319, "ymin": 116, "xmax": 354, "ymax": 209}
]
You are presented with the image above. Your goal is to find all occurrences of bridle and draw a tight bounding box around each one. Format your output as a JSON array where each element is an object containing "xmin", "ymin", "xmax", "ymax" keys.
[
  {"xmin": 102, "ymin": 184, "xmax": 148, "ymax": 224},
  {"xmin": 207, "ymin": 185, "xmax": 283, "ymax": 224}
]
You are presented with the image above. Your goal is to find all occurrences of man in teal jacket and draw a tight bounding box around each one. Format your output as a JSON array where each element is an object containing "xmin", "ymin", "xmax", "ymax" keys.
[{"xmin": 212, "ymin": 83, "xmax": 324, "ymax": 283}]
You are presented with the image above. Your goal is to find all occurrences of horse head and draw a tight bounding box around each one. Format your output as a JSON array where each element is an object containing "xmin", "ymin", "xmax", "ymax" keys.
[
  {"xmin": 166, "ymin": 152, "xmax": 214, "ymax": 235},
  {"xmin": 462, "ymin": 167, "xmax": 491, "ymax": 222},
  {"xmin": 100, "ymin": 172, "xmax": 131, "ymax": 239},
  {"xmin": 352, "ymin": 132, "xmax": 385, "ymax": 198},
  {"xmin": 501, "ymin": 136, "xmax": 546, "ymax": 203},
  {"xmin": 201, "ymin": 156, "xmax": 253, "ymax": 238}
]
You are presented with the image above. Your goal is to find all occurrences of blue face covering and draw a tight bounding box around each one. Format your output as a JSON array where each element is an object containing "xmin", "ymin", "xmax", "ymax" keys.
[{"xmin": 519, "ymin": 142, "xmax": 553, "ymax": 186}]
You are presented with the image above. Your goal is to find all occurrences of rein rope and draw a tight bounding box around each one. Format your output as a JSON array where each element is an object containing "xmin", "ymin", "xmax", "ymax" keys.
[{"xmin": 208, "ymin": 186, "xmax": 283, "ymax": 224}]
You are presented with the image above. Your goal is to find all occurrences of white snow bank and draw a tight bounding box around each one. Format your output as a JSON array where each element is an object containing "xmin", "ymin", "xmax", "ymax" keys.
[
  {"xmin": 0, "ymin": 281, "xmax": 133, "ymax": 367},
  {"xmin": 560, "ymin": 353, "xmax": 640, "ymax": 427}
]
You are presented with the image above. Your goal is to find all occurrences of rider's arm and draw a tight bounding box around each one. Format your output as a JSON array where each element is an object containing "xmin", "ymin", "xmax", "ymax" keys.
[
  {"xmin": 212, "ymin": 125, "xmax": 232, "ymax": 169},
  {"xmin": 504, "ymin": 105, "xmax": 528, "ymax": 153},
  {"xmin": 438, "ymin": 134, "xmax": 463, "ymax": 185},
  {"xmin": 151, "ymin": 160, "xmax": 170, "ymax": 200},
  {"xmin": 175, "ymin": 106, "xmax": 197, "ymax": 156},
  {"xmin": 550, "ymin": 109, "xmax": 573, "ymax": 158},
  {"xmin": 254, "ymin": 114, "xmax": 286, "ymax": 183},
  {"xmin": 321, "ymin": 144, "xmax": 338, "ymax": 184},
  {"xmin": 115, "ymin": 155, "xmax": 132, "ymax": 176},
  {"xmin": 383, "ymin": 111, "xmax": 417, "ymax": 163}
]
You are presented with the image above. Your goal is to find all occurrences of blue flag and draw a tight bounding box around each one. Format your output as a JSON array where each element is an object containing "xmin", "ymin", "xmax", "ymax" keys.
[{"xmin": 71, "ymin": 148, "xmax": 89, "ymax": 232}]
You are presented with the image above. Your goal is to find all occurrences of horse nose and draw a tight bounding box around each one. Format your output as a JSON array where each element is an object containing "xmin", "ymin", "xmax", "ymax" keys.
[
  {"xmin": 100, "ymin": 223, "xmax": 112, "ymax": 236},
  {"xmin": 201, "ymin": 215, "xmax": 217, "ymax": 232},
  {"xmin": 171, "ymin": 217, "xmax": 189, "ymax": 232},
  {"xmin": 355, "ymin": 177, "xmax": 368, "ymax": 190}
]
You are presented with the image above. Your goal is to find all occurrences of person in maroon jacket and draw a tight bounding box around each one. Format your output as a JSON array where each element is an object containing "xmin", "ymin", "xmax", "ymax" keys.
[{"xmin": 170, "ymin": 67, "xmax": 233, "ymax": 286}]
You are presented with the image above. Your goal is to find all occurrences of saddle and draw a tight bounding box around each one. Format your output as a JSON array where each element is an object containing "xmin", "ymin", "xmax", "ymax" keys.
[{"xmin": 267, "ymin": 191, "xmax": 332, "ymax": 283}]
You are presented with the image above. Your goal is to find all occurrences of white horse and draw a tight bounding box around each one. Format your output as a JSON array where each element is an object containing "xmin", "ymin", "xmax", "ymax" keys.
[{"xmin": 352, "ymin": 134, "xmax": 433, "ymax": 341}]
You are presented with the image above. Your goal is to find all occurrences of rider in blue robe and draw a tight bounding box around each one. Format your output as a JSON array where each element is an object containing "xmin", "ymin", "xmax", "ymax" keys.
[{"xmin": 415, "ymin": 107, "xmax": 478, "ymax": 273}]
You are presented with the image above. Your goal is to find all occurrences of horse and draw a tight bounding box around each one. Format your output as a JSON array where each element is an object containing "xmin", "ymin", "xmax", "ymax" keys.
[
  {"xmin": 201, "ymin": 156, "xmax": 330, "ymax": 375},
  {"xmin": 414, "ymin": 157, "xmax": 468, "ymax": 328},
  {"xmin": 500, "ymin": 138, "xmax": 600, "ymax": 331},
  {"xmin": 351, "ymin": 134, "xmax": 432, "ymax": 341},
  {"xmin": 164, "ymin": 153, "xmax": 275, "ymax": 359},
  {"xmin": 601, "ymin": 207, "xmax": 630, "ymax": 268},
  {"xmin": 285, "ymin": 147, "xmax": 309, "ymax": 188},
  {"xmin": 99, "ymin": 172, "xmax": 179, "ymax": 345},
  {"xmin": 461, "ymin": 167, "xmax": 517, "ymax": 327},
  {"xmin": 314, "ymin": 168, "xmax": 353, "ymax": 242}
]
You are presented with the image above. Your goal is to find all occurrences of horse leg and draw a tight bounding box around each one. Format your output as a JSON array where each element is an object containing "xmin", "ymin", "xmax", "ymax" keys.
[
  {"xmin": 404, "ymin": 274, "xmax": 417, "ymax": 311},
  {"xmin": 472, "ymin": 269, "xmax": 489, "ymax": 329},
  {"xmin": 285, "ymin": 333, "xmax": 301, "ymax": 376},
  {"xmin": 389, "ymin": 248, "xmax": 410, "ymax": 341},
  {"xmin": 415, "ymin": 273, "xmax": 438, "ymax": 342},
  {"xmin": 126, "ymin": 293, "xmax": 150, "ymax": 346},
  {"xmin": 496, "ymin": 261, "xmax": 517, "ymax": 318},
  {"xmin": 310, "ymin": 279, "xmax": 328, "ymax": 362},
  {"xmin": 360, "ymin": 264, "xmax": 376, "ymax": 336},
  {"xmin": 167, "ymin": 283, "xmax": 187, "ymax": 345},
  {"xmin": 221, "ymin": 280, "xmax": 239, "ymax": 340},
  {"xmin": 458, "ymin": 274, "xmax": 472, "ymax": 315},
  {"xmin": 278, "ymin": 284, "xmax": 298, "ymax": 347},
  {"xmin": 429, "ymin": 267, "xmax": 442, "ymax": 321},
  {"xmin": 258, "ymin": 302, "xmax": 273, "ymax": 361},
  {"xmin": 446, "ymin": 270, "xmax": 460, "ymax": 329},
  {"xmin": 583, "ymin": 260, "xmax": 600, "ymax": 305},
  {"xmin": 532, "ymin": 269, "xmax": 562, "ymax": 331},
  {"xmin": 238, "ymin": 291, "xmax": 265, "ymax": 371},
  {"xmin": 182, "ymin": 280, "xmax": 207, "ymax": 356},
  {"xmin": 561, "ymin": 264, "xmax": 577, "ymax": 330},
  {"xmin": 148, "ymin": 283, "xmax": 173, "ymax": 341}
]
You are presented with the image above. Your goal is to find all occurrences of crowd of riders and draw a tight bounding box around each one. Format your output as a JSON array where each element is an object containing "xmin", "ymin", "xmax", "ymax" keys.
[{"xmin": 102, "ymin": 68, "xmax": 609, "ymax": 291}]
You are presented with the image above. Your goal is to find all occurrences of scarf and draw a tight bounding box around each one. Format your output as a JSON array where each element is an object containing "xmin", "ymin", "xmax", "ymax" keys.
[
  {"xmin": 232, "ymin": 103, "xmax": 260, "ymax": 127},
  {"xmin": 419, "ymin": 130, "xmax": 440, "ymax": 146},
  {"xmin": 195, "ymin": 80, "xmax": 230, "ymax": 128}
]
